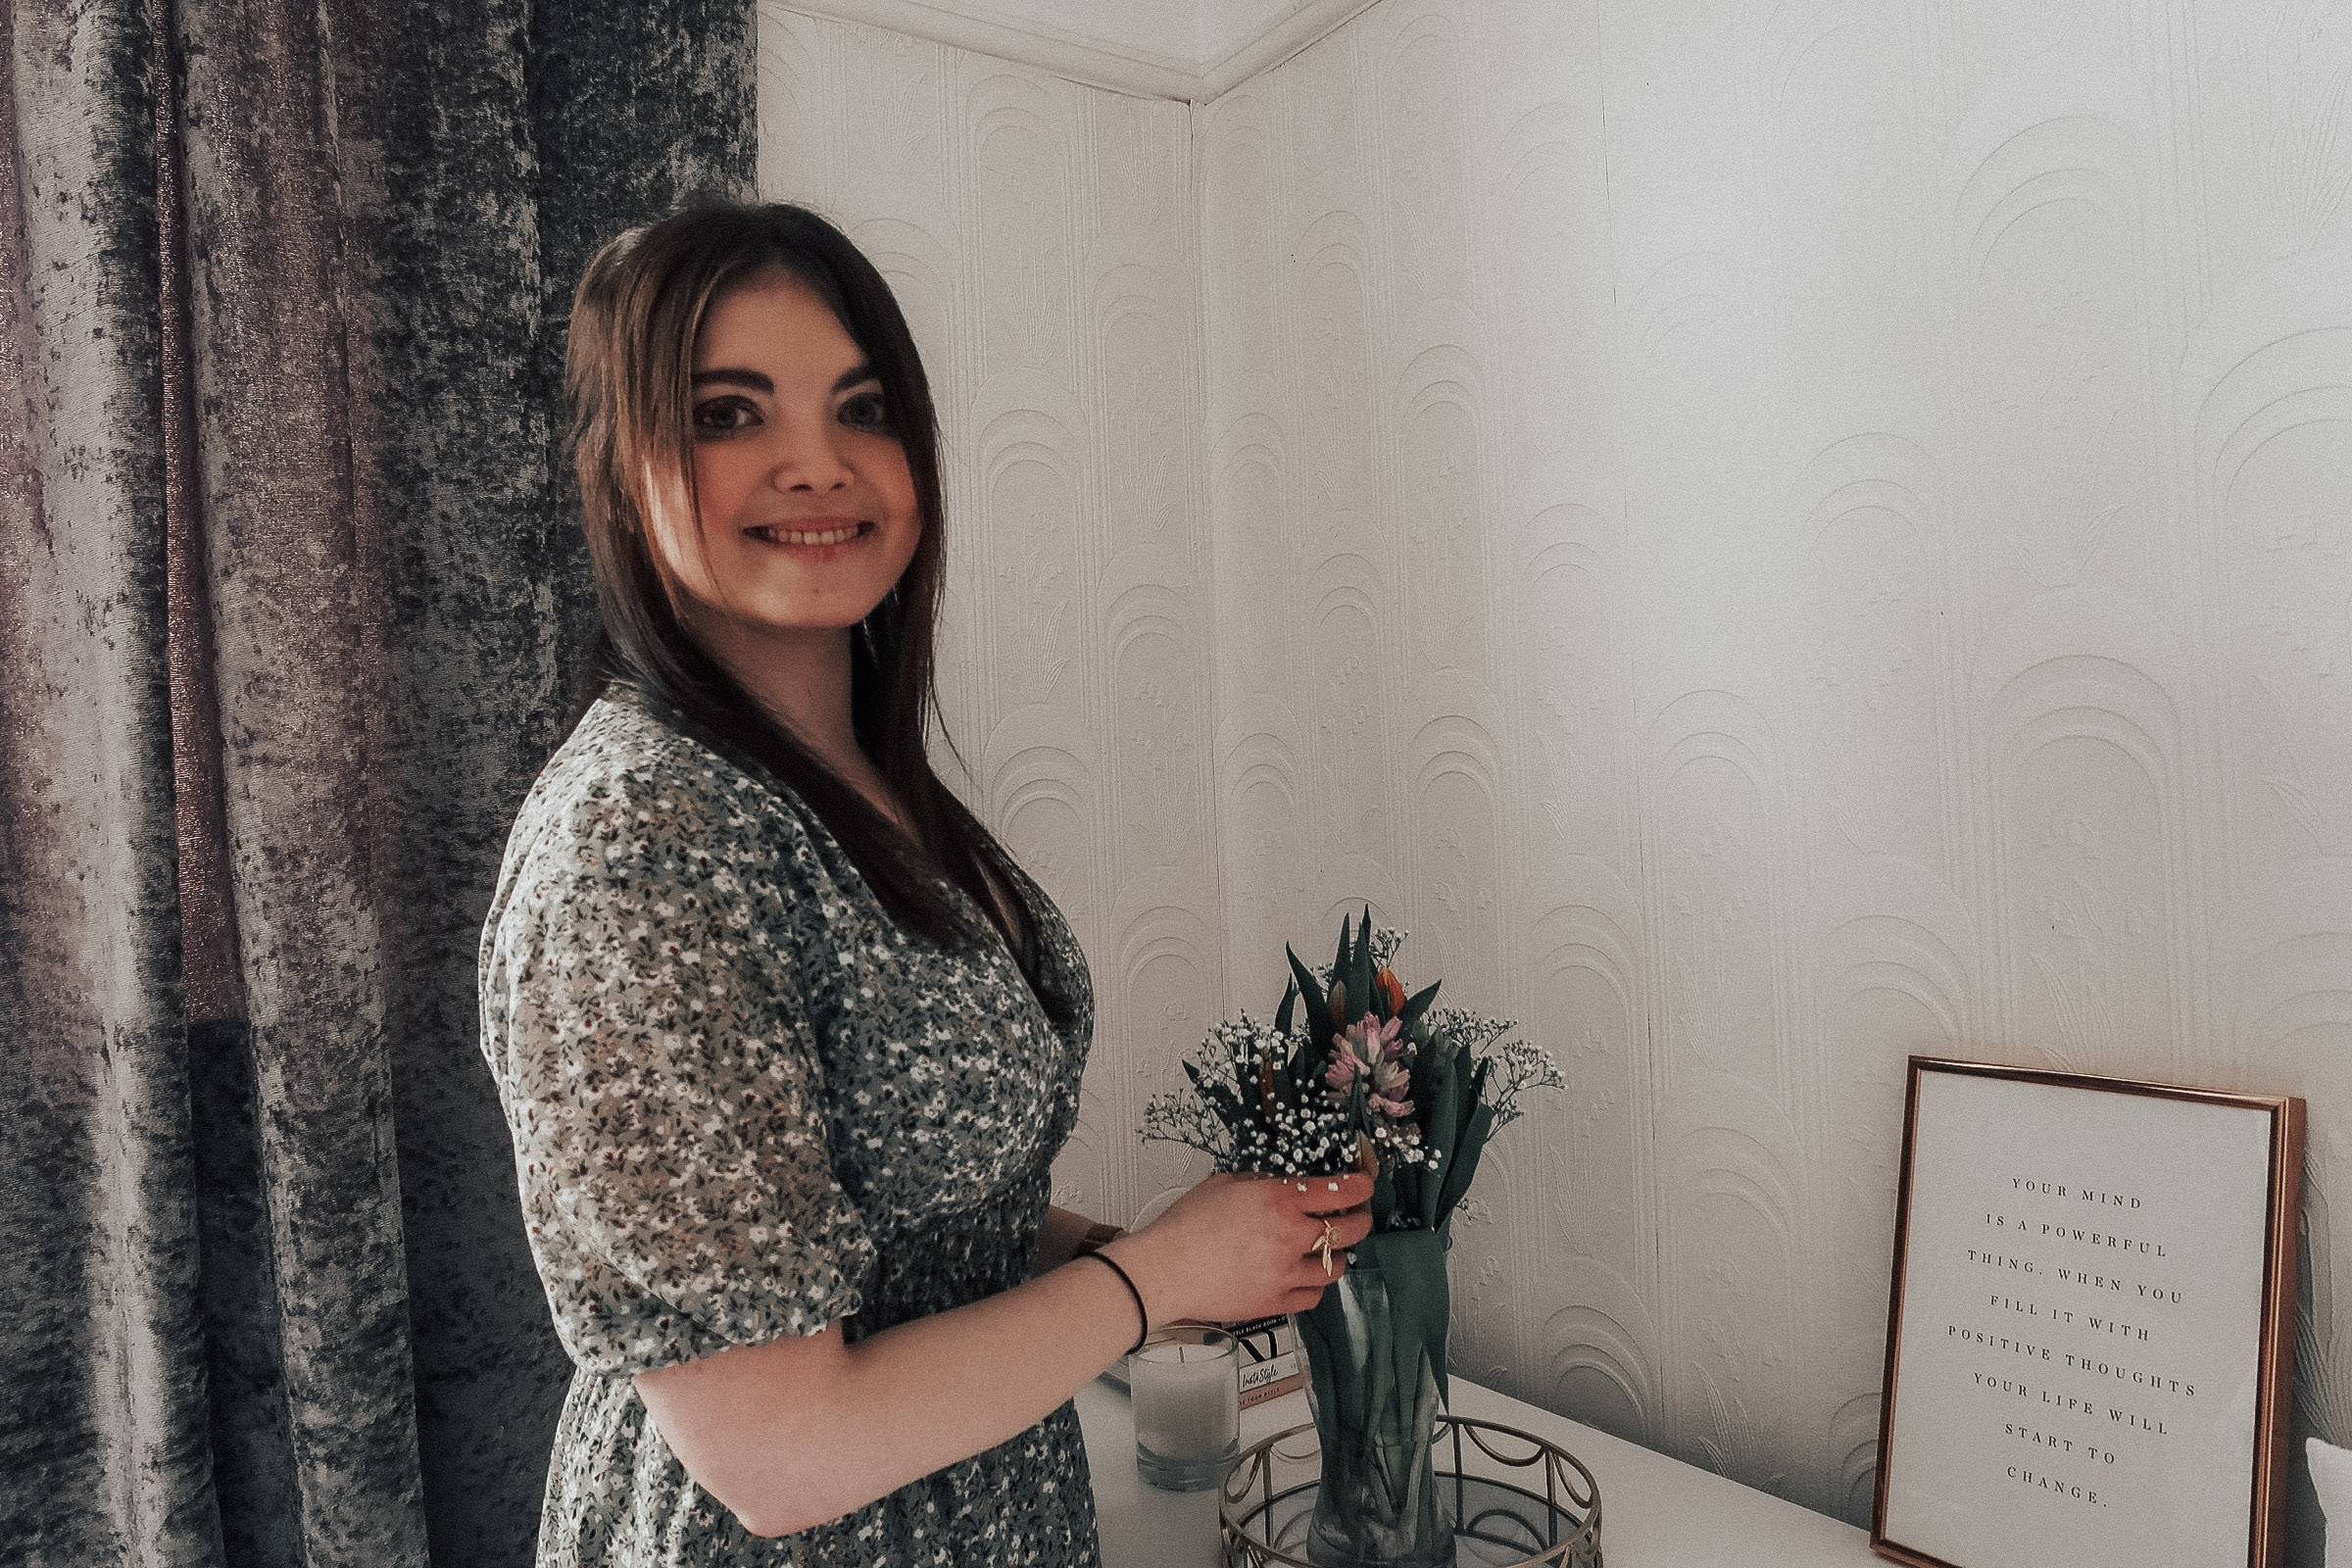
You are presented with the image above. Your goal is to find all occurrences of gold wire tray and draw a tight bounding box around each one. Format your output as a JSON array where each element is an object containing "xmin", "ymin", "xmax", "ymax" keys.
[{"xmin": 1218, "ymin": 1414, "xmax": 1603, "ymax": 1567}]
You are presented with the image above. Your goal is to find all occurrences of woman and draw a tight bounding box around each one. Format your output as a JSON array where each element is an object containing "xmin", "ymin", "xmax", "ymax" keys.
[{"xmin": 476, "ymin": 199, "xmax": 1374, "ymax": 1567}]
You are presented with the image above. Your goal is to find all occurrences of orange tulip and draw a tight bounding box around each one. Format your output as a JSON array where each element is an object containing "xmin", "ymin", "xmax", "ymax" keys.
[{"xmin": 1375, "ymin": 967, "xmax": 1405, "ymax": 1016}]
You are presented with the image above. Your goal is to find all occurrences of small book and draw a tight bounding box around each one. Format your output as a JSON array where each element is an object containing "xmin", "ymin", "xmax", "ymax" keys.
[
  {"xmin": 1238, "ymin": 1351, "xmax": 1301, "ymax": 1409},
  {"xmin": 1098, "ymin": 1313, "xmax": 1303, "ymax": 1399},
  {"xmin": 1222, "ymin": 1314, "xmax": 1297, "ymax": 1366}
]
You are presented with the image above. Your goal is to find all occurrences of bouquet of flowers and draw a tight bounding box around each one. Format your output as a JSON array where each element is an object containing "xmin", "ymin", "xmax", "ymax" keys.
[
  {"xmin": 1142, "ymin": 909, "xmax": 1562, "ymax": 1566},
  {"xmin": 1141, "ymin": 908, "xmax": 1561, "ymax": 1261}
]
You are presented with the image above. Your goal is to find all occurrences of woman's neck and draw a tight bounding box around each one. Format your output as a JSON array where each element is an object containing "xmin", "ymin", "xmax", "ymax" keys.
[{"xmin": 689, "ymin": 612, "xmax": 889, "ymax": 808}]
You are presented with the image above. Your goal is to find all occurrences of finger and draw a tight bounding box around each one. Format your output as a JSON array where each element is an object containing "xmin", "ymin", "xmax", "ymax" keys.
[{"xmin": 1291, "ymin": 1172, "xmax": 1372, "ymax": 1213}]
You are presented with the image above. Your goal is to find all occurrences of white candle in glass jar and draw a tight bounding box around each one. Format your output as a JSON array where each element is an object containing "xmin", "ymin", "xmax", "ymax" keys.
[{"xmin": 1131, "ymin": 1329, "xmax": 1240, "ymax": 1490}]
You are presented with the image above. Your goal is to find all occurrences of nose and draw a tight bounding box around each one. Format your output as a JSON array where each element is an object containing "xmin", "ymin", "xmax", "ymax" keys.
[{"xmin": 769, "ymin": 412, "xmax": 853, "ymax": 492}]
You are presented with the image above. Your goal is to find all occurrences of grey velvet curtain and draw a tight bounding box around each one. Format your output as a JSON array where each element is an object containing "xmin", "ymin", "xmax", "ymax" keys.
[{"xmin": 0, "ymin": 1, "xmax": 754, "ymax": 1562}]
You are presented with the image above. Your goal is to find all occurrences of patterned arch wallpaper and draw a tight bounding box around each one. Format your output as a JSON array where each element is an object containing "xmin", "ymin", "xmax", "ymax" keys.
[{"xmin": 760, "ymin": 0, "xmax": 2349, "ymax": 1547}]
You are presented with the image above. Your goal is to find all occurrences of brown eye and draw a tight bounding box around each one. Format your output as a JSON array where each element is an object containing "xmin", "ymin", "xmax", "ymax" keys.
[
  {"xmin": 694, "ymin": 398, "xmax": 758, "ymax": 434},
  {"xmin": 840, "ymin": 391, "xmax": 894, "ymax": 433}
]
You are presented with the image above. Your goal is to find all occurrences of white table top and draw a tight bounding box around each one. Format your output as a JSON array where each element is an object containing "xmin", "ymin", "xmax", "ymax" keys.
[{"xmin": 1076, "ymin": 1372, "xmax": 1878, "ymax": 1567}]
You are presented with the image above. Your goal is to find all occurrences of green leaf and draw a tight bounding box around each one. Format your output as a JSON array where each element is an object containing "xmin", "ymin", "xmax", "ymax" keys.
[
  {"xmin": 1384, "ymin": 1159, "xmax": 1417, "ymax": 1229},
  {"xmin": 1286, "ymin": 1035, "xmax": 1319, "ymax": 1098},
  {"xmin": 1362, "ymin": 1229, "xmax": 1452, "ymax": 1413},
  {"xmin": 1424, "ymin": 1224, "xmax": 1453, "ymax": 1409},
  {"xmin": 1418, "ymin": 1039, "xmax": 1450, "ymax": 1115},
  {"xmin": 1286, "ymin": 946, "xmax": 1329, "ymax": 1041},
  {"xmin": 1369, "ymin": 1162, "xmax": 1395, "ymax": 1231},
  {"xmin": 1275, "ymin": 979, "xmax": 1298, "ymax": 1042},
  {"xmin": 1455, "ymin": 1052, "xmax": 1484, "ymax": 1138},
  {"xmin": 1420, "ymin": 1054, "xmax": 1463, "ymax": 1232},
  {"xmin": 1293, "ymin": 1297, "xmax": 1347, "ymax": 1446},
  {"xmin": 1346, "ymin": 906, "xmax": 1374, "ymax": 1034},
  {"xmin": 1404, "ymin": 1023, "xmax": 1444, "ymax": 1128},
  {"xmin": 1393, "ymin": 1277, "xmax": 1435, "ymax": 1418},
  {"xmin": 1432, "ymin": 1101, "xmax": 1493, "ymax": 1226}
]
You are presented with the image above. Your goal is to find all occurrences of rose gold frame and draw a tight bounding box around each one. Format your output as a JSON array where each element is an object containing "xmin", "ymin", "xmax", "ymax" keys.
[{"xmin": 1869, "ymin": 1056, "xmax": 2304, "ymax": 1568}]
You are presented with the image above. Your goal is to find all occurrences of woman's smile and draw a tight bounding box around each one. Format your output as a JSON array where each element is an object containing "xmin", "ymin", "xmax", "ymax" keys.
[{"xmin": 743, "ymin": 517, "xmax": 873, "ymax": 549}]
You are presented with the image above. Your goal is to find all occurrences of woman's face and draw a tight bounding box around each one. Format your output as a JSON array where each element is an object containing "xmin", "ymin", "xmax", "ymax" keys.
[{"xmin": 647, "ymin": 268, "xmax": 921, "ymax": 650}]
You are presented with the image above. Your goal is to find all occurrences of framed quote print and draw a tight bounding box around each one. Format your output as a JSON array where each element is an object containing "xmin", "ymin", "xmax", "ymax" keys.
[{"xmin": 1872, "ymin": 1058, "xmax": 2303, "ymax": 1568}]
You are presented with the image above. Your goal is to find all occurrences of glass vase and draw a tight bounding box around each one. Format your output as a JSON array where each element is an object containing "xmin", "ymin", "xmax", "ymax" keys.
[{"xmin": 1289, "ymin": 1230, "xmax": 1453, "ymax": 1568}]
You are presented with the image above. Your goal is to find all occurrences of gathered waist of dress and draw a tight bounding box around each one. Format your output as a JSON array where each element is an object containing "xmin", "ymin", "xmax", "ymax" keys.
[{"xmin": 840, "ymin": 1159, "xmax": 1057, "ymax": 1337}]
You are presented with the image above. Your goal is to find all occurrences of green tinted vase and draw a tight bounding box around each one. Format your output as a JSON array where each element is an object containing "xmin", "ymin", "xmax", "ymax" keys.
[{"xmin": 1289, "ymin": 1230, "xmax": 1452, "ymax": 1568}]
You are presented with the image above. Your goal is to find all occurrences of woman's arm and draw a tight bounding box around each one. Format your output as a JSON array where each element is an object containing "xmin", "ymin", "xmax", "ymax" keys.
[{"xmin": 634, "ymin": 1172, "xmax": 1373, "ymax": 1541}]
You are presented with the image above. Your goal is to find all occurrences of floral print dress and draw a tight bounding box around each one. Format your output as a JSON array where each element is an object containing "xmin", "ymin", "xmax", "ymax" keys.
[{"xmin": 477, "ymin": 681, "xmax": 1101, "ymax": 1567}]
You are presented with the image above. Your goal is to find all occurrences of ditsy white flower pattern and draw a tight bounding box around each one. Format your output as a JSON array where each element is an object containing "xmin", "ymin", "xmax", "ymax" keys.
[{"xmin": 478, "ymin": 684, "xmax": 1100, "ymax": 1566}]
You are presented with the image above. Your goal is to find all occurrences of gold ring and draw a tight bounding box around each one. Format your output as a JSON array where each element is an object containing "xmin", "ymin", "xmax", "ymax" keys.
[{"xmin": 1315, "ymin": 1218, "xmax": 1338, "ymax": 1277}]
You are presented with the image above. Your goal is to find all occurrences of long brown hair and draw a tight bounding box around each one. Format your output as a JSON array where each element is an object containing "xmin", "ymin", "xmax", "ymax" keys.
[{"xmin": 562, "ymin": 199, "xmax": 1072, "ymax": 1025}]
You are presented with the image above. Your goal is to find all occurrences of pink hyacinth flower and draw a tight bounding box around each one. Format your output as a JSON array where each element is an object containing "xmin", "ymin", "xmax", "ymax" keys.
[
  {"xmin": 1350, "ymin": 1012, "xmax": 1403, "ymax": 1059},
  {"xmin": 1326, "ymin": 1012, "xmax": 1416, "ymax": 1129}
]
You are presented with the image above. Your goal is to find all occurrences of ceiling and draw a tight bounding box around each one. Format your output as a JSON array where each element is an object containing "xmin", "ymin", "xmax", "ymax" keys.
[{"xmin": 768, "ymin": 0, "xmax": 1380, "ymax": 101}]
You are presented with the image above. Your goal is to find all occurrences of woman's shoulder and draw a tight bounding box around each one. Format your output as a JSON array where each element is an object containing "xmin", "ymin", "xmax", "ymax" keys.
[{"xmin": 499, "ymin": 684, "xmax": 821, "ymax": 895}]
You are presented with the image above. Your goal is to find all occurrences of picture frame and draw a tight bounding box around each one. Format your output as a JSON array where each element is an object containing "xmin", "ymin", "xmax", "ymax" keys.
[{"xmin": 1871, "ymin": 1057, "xmax": 2304, "ymax": 1568}]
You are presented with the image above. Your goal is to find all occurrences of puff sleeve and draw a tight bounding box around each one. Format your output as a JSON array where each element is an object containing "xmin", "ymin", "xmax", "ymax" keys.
[{"xmin": 479, "ymin": 761, "xmax": 875, "ymax": 1377}]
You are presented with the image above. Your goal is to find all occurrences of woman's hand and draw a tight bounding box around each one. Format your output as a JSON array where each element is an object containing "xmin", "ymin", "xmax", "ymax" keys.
[{"xmin": 1102, "ymin": 1170, "xmax": 1376, "ymax": 1328}]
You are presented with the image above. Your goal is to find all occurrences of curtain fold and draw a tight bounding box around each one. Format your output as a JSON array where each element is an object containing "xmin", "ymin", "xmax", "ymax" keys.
[
  {"xmin": 1, "ymin": 2, "xmax": 218, "ymax": 1562},
  {"xmin": 2, "ymin": 0, "xmax": 757, "ymax": 1561},
  {"xmin": 175, "ymin": 0, "xmax": 430, "ymax": 1557}
]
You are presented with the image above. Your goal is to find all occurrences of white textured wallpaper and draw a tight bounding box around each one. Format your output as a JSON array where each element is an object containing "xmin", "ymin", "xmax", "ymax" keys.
[{"xmin": 761, "ymin": 0, "xmax": 2349, "ymax": 1551}]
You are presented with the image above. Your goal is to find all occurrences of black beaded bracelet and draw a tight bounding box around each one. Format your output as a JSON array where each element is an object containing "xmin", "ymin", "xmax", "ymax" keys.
[{"xmin": 1077, "ymin": 1249, "xmax": 1150, "ymax": 1355}]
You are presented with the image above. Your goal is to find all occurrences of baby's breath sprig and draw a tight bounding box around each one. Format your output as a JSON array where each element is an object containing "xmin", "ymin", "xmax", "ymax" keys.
[{"xmin": 1141, "ymin": 1016, "xmax": 1361, "ymax": 1177}]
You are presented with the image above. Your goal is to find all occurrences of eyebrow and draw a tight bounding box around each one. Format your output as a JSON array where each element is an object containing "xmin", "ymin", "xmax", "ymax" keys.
[{"xmin": 690, "ymin": 363, "xmax": 879, "ymax": 394}]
